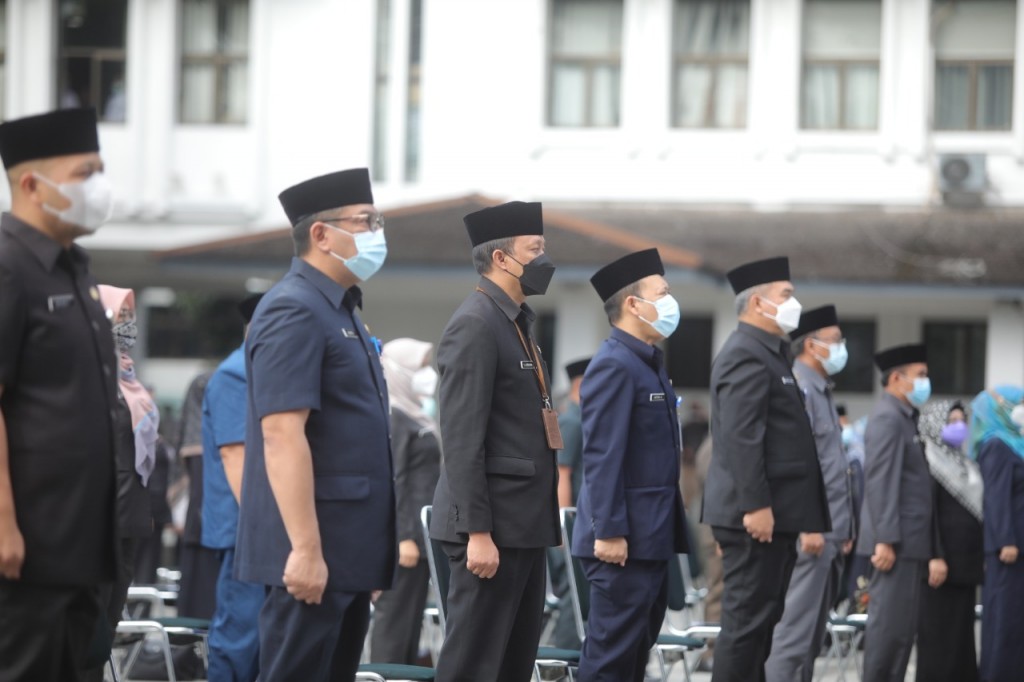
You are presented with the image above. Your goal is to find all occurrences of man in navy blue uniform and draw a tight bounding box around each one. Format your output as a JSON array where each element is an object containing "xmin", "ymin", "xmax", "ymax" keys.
[
  {"xmin": 201, "ymin": 293, "xmax": 264, "ymax": 682},
  {"xmin": 429, "ymin": 201, "xmax": 560, "ymax": 681},
  {"xmin": 234, "ymin": 168, "xmax": 395, "ymax": 681},
  {"xmin": 701, "ymin": 257, "xmax": 830, "ymax": 682},
  {"xmin": 571, "ymin": 248, "xmax": 689, "ymax": 681}
]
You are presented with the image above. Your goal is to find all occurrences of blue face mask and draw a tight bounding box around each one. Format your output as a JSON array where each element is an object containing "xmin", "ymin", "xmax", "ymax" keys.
[
  {"xmin": 636, "ymin": 294, "xmax": 681, "ymax": 338},
  {"xmin": 812, "ymin": 339, "xmax": 848, "ymax": 376},
  {"xmin": 841, "ymin": 425, "xmax": 854, "ymax": 448},
  {"xmin": 941, "ymin": 421, "xmax": 968, "ymax": 449},
  {"xmin": 906, "ymin": 376, "xmax": 931, "ymax": 407},
  {"xmin": 326, "ymin": 225, "xmax": 388, "ymax": 281}
]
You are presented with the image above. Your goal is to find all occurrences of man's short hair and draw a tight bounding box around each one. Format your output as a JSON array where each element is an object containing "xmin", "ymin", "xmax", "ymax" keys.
[
  {"xmin": 291, "ymin": 207, "xmax": 344, "ymax": 256},
  {"xmin": 472, "ymin": 237, "xmax": 516, "ymax": 275},
  {"xmin": 881, "ymin": 367, "xmax": 902, "ymax": 389},
  {"xmin": 791, "ymin": 333, "xmax": 813, "ymax": 358},
  {"xmin": 734, "ymin": 283, "xmax": 768, "ymax": 316},
  {"xmin": 604, "ymin": 281, "xmax": 642, "ymax": 325}
]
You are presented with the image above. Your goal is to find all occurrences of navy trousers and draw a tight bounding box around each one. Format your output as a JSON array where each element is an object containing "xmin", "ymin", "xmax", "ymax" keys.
[
  {"xmin": 578, "ymin": 557, "xmax": 669, "ymax": 682},
  {"xmin": 257, "ymin": 586, "xmax": 370, "ymax": 682}
]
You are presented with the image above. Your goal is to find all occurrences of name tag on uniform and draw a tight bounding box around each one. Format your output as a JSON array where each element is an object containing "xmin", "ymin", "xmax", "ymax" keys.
[
  {"xmin": 341, "ymin": 328, "xmax": 359, "ymax": 339},
  {"xmin": 47, "ymin": 294, "xmax": 75, "ymax": 312},
  {"xmin": 781, "ymin": 376, "xmax": 796, "ymax": 385},
  {"xmin": 520, "ymin": 361, "xmax": 536, "ymax": 370},
  {"xmin": 650, "ymin": 392, "xmax": 666, "ymax": 402}
]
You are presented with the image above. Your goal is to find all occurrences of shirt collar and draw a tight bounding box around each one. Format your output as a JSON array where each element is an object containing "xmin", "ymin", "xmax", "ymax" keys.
[
  {"xmin": 794, "ymin": 358, "xmax": 829, "ymax": 392},
  {"xmin": 610, "ymin": 327, "xmax": 659, "ymax": 368},
  {"xmin": 1, "ymin": 212, "xmax": 88, "ymax": 273},
  {"xmin": 882, "ymin": 391, "xmax": 916, "ymax": 419},
  {"xmin": 291, "ymin": 257, "xmax": 362, "ymax": 312},
  {"xmin": 477, "ymin": 276, "xmax": 536, "ymax": 324},
  {"xmin": 737, "ymin": 321, "xmax": 789, "ymax": 356}
]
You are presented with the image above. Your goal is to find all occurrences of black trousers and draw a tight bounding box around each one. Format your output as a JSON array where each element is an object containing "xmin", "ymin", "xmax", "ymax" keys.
[
  {"xmin": 0, "ymin": 581, "xmax": 101, "ymax": 682},
  {"xmin": 917, "ymin": 581, "xmax": 979, "ymax": 682},
  {"xmin": 370, "ymin": 559, "xmax": 430, "ymax": 664},
  {"xmin": 710, "ymin": 527, "xmax": 797, "ymax": 682},
  {"xmin": 434, "ymin": 543, "xmax": 546, "ymax": 682},
  {"xmin": 257, "ymin": 586, "xmax": 370, "ymax": 682}
]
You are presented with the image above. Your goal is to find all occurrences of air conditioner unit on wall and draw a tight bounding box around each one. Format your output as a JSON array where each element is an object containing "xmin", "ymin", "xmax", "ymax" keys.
[{"xmin": 937, "ymin": 153, "xmax": 987, "ymax": 206}]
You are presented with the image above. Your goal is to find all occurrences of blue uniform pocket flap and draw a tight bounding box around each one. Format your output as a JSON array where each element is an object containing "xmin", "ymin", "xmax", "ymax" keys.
[
  {"xmin": 484, "ymin": 456, "xmax": 535, "ymax": 478},
  {"xmin": 314, "ymin": 474, "xmax": 370, "ymax": 501}
]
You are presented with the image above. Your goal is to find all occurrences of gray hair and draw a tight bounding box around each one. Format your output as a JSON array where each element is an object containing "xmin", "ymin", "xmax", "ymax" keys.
[
  {"xmin": 292, "ymin": 207, "xmax": 344, "ymax": 256},
  {"xmin": 471, "ymin": 237, "xmax": 516, "ymax": 275},
  {"xmin": 734, "ymin": 283, "xmax": 769, "ymax": 316},
  {"xmin": 604, "ymin": 281, "xmax": 643, "ymax": 325}
]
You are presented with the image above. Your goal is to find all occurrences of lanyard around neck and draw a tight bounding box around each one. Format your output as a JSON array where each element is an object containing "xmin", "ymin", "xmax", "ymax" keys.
[{"xmin": 476, "ymin": 287, "xmax": 552, "ymax": 409}]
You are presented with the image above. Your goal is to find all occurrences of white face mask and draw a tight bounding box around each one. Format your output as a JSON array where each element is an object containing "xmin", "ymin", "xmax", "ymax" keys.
[
  {"xmin": 34, "ymin": 172, "xmax": 114, "ymax": 233},
  {"xmin": 760, "ymin": 295, "xmax": 802, "ymax": 335},
  {"xmin": 411, "ymin": 367, "xmax": 438, "ymax": 397}
]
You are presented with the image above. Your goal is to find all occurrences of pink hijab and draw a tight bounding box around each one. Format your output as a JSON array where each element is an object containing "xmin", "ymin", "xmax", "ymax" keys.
[{"xmin": 98, "ymin": 285, "xmax": 159, "ymax": 485}]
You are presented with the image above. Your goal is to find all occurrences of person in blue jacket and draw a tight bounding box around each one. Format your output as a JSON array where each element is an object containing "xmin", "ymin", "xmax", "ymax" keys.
[
  {"xmin": 571, "ymin": 248, "xmax": 689, "ymax": 681},
  {"xmin": 234, "ymin": 168, "xmax": 395, "ymax": 681}
]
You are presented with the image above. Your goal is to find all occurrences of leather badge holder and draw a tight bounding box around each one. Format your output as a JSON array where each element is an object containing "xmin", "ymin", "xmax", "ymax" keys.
[{"xmin": 542, "ymin": 407, "xmax": 564, "ymax": 450}]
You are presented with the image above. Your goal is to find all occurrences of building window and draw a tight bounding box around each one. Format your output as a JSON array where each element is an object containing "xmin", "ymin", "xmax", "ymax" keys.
[
  {"xmin": 831, "ymin": 319, "xmax": 876, "ymax": 393},
  {"xmin": 548, "ymin": 0, "xmax": 623, "ymax": 128},
  {"xmin": 667, "ymin": 315, "xmax": 714, "ymax": 389},
  {"xmin": 57, "ymin": 0, "xmax": 128, "ymax": 123},
  {"xmin": 405, "ymin": 0, "xmax": 423, "ymax": 182},
  {"xmin": 180, "ymin": 0, "xmax": 249, "ymax": 124},
  {"xmin": 372, "ymin": 0, "xmax": 391, "ymax": 182},
  {"xmin": 934, "ymin": 0, "xmax": 1015, "ymax": 131},
  {"xmin": 923, "ymin": 321, "xmax": 987, "ymax": 395},
  {"xmin": 801, "ymin": 0, "xmax": 881, "ymax": 131},
  {"xmin": 672, "ymin": 0, "xmax": 750, "ymax": 129}
]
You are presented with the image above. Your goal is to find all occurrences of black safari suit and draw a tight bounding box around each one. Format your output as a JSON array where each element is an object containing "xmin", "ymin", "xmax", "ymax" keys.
[
  {"xmin": 700, "ymin": 322, "xmax": 830, "ymax": 682},
  {"xmin": 430, "ymin": 276, "xmax": 559, "ymax": 682}
]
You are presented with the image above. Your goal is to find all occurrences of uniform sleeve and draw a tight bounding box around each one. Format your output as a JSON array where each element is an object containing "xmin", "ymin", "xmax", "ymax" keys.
[
  {"xmin": 209, "ymin": 368, "xmax": 247, "ymax": 448},
  {"xmin": 437, "ymin": 312, "xmax": 498, "ymax": 534},
  {"xmin": 862, "ymin": 413, "xmax": 904, "ymax": 547},
  {"xmin": 979, "ymin": 439, "xmax": 1018, "ymax": 550},
  {"xmin": 248, "ymin": 297, "xmax": 325, "ymax": 419},
  {"xmin": 714, "ymin": 351, "xmax": 772, "ymax": 512},
  {"xmin": 556, "ymin": 410, "xmax": 582, "ymax": 469},
  {"xmin": 0, "ymin": 266, "xmax": 26, "ymax": 387},
  {"xmin": 579, "ymin": 358, "xmax": 634, "ymax": 539}
]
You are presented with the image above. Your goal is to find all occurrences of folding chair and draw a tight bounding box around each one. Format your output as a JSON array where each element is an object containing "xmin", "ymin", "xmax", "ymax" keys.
[
  {"xmin": 113, "ymin": 617, "xmax": 210, "ymax": 682},
  {"xmin": 559, "ymin": 507, "xmax": 710, "ymax": 682},
  {"xmin": 421, "ymin": 505, "xmax": 577, "ymax": 681},
  {"xmin": 822, "ymin": 611, "xmax": 867, "ymax": 681}
]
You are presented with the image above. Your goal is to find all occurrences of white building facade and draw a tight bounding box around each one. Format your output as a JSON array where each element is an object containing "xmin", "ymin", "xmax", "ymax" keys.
[{"xmin": 1, "ymin": 0, "xmax": 1022, "ymax": 416}]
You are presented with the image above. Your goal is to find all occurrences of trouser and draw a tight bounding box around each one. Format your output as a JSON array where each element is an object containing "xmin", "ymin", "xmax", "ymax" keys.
[
  {"xmin": 370, "ymin": 559, "xmax": 430, "ymax": 664},
  {"xmin": 862, "ymin": 558, "xmax": 925, "ymax": 682},
  {"xmin": 0, "ymin": 581, "xmax": 102, "ymax": 682},
  {"xmin": 257, "ymin": 586, "xmax": 370, "ymax": 682},
  {"xmin": 710, "ymin": 526, "xmax": 798, "ymax": 682},
  {"xmin": 434, "ymin": 543, "xmax": 546, "ymax": 682},
  {"xmin": 764, "ymin": 539, "xmax": 843, "ymax": 682},
  {"xmin": 208, "ymin": 548, "xmax": 263, "ymax": 682},
  {"xmin": 578, "ymin": 558, "xmax": 668, "ymax": 682}
]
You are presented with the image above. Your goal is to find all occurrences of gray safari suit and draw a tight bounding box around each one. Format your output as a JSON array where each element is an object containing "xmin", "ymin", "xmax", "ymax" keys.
[
  {"xmin": 857, "ymin": 392, "xmax": 934, "ymax": 682},
  {"xmin": 765, "ymin": 359, "xmax": 854, "ymax": 682}
]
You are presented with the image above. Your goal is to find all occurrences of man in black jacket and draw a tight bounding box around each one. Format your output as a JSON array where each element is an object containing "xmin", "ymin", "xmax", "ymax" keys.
[
  {"xmin": 701, "ymin": 256, "xmax": 830, "ymax": 682},
  {"xmin": 429, "ymin": 201, "xmax": 559, "ymax": 682}
]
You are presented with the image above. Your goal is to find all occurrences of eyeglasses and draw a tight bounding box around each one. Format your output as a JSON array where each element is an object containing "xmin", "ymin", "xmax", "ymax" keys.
[{"xmin": 323, "ymin": 213, "xmax": 385, "ymax": 232}]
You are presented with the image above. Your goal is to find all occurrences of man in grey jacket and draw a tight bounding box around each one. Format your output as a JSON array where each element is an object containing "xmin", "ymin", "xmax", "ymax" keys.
[
  {"xmin": 858, "ymin": 343, "xmax": 936, "ymax": 682},
  {"xmin": 765, "ymin": 305, "xmax": 855, "ymax": 682}
]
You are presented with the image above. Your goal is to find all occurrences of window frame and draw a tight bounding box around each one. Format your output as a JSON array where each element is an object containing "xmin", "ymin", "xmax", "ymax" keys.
[
  {"xmin": 921, "ymin": 320, "xmax": 988, "ymax": 396},
  {"xmin": 178, "ymin": 0, "xmax": 250, "ymax": 126},
  {"xmin": 800, "ymin": 57, "xmax": 881, "ymax": 131},
  {"xmin": 55, "ymin": 0, "xmax": 129, "ymax": 123},
  {"xmin": 934, "ymin": 58, "xmax": 1015, "ymax": 132}
]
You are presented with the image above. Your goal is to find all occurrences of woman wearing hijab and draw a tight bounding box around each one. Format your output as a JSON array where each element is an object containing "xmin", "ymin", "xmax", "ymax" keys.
[
  {"xmin": 972, "ymin": 386, "xmax": 1024, "ymax": 682},
  {"xmin": 915, "ymin": 400, "xmax": 983, "ymax": 682},
  {"xmin": 86, "ymin": 286, "xmax": 160, "ymax": 680},
  {"xmin": 370, "ymin": 338, "xmax": 441, "ymax": 665}
]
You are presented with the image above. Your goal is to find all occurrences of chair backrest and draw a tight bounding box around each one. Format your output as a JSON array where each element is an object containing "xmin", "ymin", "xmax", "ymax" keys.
[
  {"xmin": 421, "ymin": 505, "xmax": 451, "ymax": 631},
  {"xmin": 559, "ymin": 507, "xmax": 590, "ymax": 642}
]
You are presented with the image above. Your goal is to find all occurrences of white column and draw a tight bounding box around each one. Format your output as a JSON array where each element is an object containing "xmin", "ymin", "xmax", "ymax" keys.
[
  {"xmin": 882, "ymin": 0, "xmax": 930, "ymax": 161},
  {"xmin": 7, "ymin": 0, "xmax": 56, "ymax": 117},
  {"xmin": 747, "ymin": 0, "xmax": 801, "ymax": 161},
  {"xmin": 986, "ymin": 302, "xmax": 1024, "ymax": 388},
  {"xmin": 619, "ymin": 0, "xmax": 671, "ymax": 149}
]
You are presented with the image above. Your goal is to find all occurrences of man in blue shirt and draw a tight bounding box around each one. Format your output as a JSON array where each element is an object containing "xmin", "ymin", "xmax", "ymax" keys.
[
  {"xmin": 201, "ymin": 293, "xmax": 264, "ymax": 682},
  {"xmin": 572, "ymin": 249, "xmax": 689, "ymax": 681},
  {"xmin": 234, "ymin": 168, "xmax": 395, "ymax": 681}
]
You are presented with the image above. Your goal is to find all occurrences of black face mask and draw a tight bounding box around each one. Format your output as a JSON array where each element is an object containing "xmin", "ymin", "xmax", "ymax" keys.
[{"xmin": 507, "ymin": 253, "xmax": 556, "ymax": 297}]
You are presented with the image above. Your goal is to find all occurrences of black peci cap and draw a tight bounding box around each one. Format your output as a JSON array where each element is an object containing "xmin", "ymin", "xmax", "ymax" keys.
[
  {"xmin": 791, "ymin": 304, "xmax": 839, "ymax": 339},
  {"xmin": 278, "ymin": 168, "xmax": 374, "ymax": 226},
  {"xmin": 565, "ymin": 358, "xmax": 591, "ymax": 381},
  {"xmin": 726, "ymin": 256, "xmax": 791, "ymax": 295},
  {"xmin": 874, "ymin": 343, "xmax": 927, "ymax": 372},
  {"xmin": 0, "ymin": 108, "xmax": 100, "ymax": 169},
  {"xmin": 463, "ymin": 201, "xmax": 543, "ymax": 247},
  {"xmin": 590, "ymin": 248, "xmax": 665, "ymax": 302}
]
